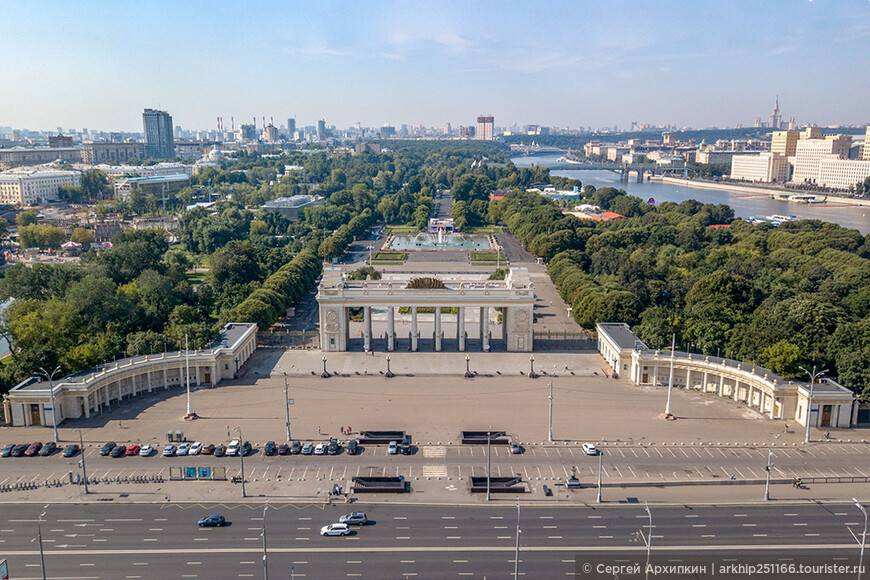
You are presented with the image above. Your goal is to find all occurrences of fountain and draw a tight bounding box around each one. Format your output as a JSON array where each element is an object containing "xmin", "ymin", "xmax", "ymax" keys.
[{"xmin": 389, "ymin": 230, "xmax": 491, "ymax": 251}]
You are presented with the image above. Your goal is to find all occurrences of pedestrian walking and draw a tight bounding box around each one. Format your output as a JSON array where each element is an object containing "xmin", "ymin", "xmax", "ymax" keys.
[
  {"xmin": 318, "ymin": 425, "xmax": 321, "ymax": 435},
  {"xmin": 340, "ymin": 426, "xmax": 345, "ymax": 435}
]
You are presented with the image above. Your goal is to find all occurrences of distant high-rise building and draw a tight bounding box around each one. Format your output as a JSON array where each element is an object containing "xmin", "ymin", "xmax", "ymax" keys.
[
  {"xmin": 662, "ymin": 132, "xmax": 675, "ymax": 146},
  {"xmin": 262, "ymin": 124, "xmax": 279, "ymax": 142},
  {"xmin": 316, "ymin": 119, "xmax": 326, "ymax": 140},
  {"xmin": 768, "ymin": 97, "xmax": 782, "ymax": 130},
  {"xmin": 792, "ymin": 134, "xmax": 852, "ymax": 184},
  {"xmin": 287, "ymin": 118, "xmax": 296, "ymax": 139},
  {"xmin": 49, "ymin": 134, "xmax": 74, "ymax": 148},
  {"xmin": 863, "ymin": 126, "xmax": 870, "ymax": 161},
  {"xmin": 771, "ymin": 130, "xmax": 801, "ymax": 157},
  {"xmin": 142, "ymin": 108, "xmax": 175, "ymax": 159},
  {"xmin": 476, "ymin": 115, "xmax": 494, "ymax": 140}
]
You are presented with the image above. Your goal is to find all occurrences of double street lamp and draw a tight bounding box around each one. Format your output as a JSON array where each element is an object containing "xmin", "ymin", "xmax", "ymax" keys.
[
  {"xmin": 234, "ymin": 426, "xmax": 247, "ymax": 498},
  {"xmin": 38, "ymin": 366, "xmax": 62, "ymax": 443},
  {"xmin": 528, "ymin": 355, "xmax": 537, "ymax": 379},
  {"xmin": 853, "ymin": 498, "xmax": 867, "ymax": 580},
  {"xmin": 465, "ymin": 355, "xmax": 473, "ymax": 378},
  {"xmin": 385, "ymin": 354, "xmax": 394, "ymax": 378},
  {"xmin": 798, "ymin": 365, "xmax": 828, "ymax": 444},
  {"xmin": 321, "ymin": 355, "xmax": 330, "ymax": 378}
]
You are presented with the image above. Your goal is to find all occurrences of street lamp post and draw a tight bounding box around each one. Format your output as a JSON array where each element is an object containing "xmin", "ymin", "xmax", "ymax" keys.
[
  {"xmin": 385, "ymin": 354, "xmax": 394, "ymax": 378},
  {"xmin": 513, "ymin": 499, "xmax": 521, "ymax": 580},
  {"xmin": 596, "ymin": 449, "xmax": 604, "ymax": 503},
  {"xmin": 643, "ymin": 501, "xmax": 653, "ymax": 580},
  {"xmin": 799, "ymin": 365, "xmax": 828, "ymax": 444},
  {"xmin": 36, "ymin": 504, "xmax": 48, "ymax": 580},
  {"xmin": 486, "ymin": 425, "xmax": 492, "ymax": 502},
  {"xmin": 367, "ymin": 245, "xmax": 374, "ymax": 265},
  {"xmin": 853, "ymin": 498, "xmax": 867, "ymax": 580},
  {"xmin": 321, "ymin": 355, "xmax": 330, "ymax": 378},
  {"xmin": 664, "ymin": 334, "xmax": 675, "ymax": 419},
  {"xmin": 529, "ymin": 355, "xmax": 537, "ymax": 379},
  {"xmin": 262, "ymin": 504, "xmax": 269, "ymax": 580},
  {"xmin": 548, "ymin": 375, "xmax": 554, "ymax": 442},
  {"xmin": 764, "ymin": 447, "xmax": 773, "ymax": 501},
  {"xmin": 234, "ymin": 427, "xmax": 246, "ymax": 498},
  {"xmin": 465, "ymin": 354, "xmax": 473, "ymax": 378},
  {"xmin": 78, "ymin": 429, "xmax": 89, "ymax": 495},
  {"xmin": 282, "ymin": 372, "xmax": 291, "ymax": 442},
  {"xmin": 38, "ymin": 366, "xmax": 62, "ymax": 443}
]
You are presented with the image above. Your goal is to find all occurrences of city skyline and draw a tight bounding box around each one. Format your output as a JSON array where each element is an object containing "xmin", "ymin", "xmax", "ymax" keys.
[{"xmin": 2, "ymin": 1, "xmax": 870, "ymax": 132}]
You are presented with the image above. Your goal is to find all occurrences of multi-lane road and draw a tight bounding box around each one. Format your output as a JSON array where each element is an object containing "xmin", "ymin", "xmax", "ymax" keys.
[{"xmin": 0, "ymin": 502, "xmax": 866, "ymax": 579}]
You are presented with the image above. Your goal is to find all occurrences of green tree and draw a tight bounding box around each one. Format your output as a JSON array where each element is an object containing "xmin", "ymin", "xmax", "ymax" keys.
[
  {"xmin": 70, "ymin": 227, "xmax": 95, "ymax": 244},
  {"xmin": 15, "ymin": 209, "xmax": 39, "ymax": 227},
  {"xmin": 757, "ymin": 340, "xmax": 802, "ymax": 379}
]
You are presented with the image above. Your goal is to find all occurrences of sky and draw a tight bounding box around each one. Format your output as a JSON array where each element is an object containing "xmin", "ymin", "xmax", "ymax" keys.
[{"xmin": 2, "ymin": 0, "xmax": 869, "ymax": 132}]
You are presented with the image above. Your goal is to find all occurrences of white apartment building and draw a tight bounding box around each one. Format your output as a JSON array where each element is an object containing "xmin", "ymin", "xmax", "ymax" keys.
[
  {"xmin": 730, "ymin": 152, "xmax": 790, "ymax": 183},
  {"xmin": 791, "ymin": 135, "xmax": 852, "ymax": 185},
  {"xmin": 816, "ymin": 158, "xmax": 870, "ymax": 191},
  {"xmin": 696, "ymin": 150, "xmax": 736, "ymax": 165},
  {"xmin": 92, "ymin": 162, "xmax": 193, "ymax": 178},
  {"xmin": 0, "ymin": 168, "xmax": 81, "ymax": 206}
]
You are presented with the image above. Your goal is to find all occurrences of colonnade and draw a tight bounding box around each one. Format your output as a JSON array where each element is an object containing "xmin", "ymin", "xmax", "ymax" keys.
[{"xmin": 359, "ymin": 305, "xmax": 492, "ymax": 352}]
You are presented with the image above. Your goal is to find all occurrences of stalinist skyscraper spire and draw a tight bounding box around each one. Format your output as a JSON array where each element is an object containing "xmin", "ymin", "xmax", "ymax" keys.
[{"xmin": 769, "ymin": 96, "xmax": 782, "ymax": 130}]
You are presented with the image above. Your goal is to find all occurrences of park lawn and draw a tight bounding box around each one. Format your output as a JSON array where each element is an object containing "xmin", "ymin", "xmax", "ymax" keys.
[
  {"xmin": 371, "ymin": 260, "xmax": 405, "ymax": 265},
  {"xmin": 373, "ymin": 252, "xmax": 407, "ymax": 260},
  {"xmin": 471, "ymin": 226, "xmax": 502, "ymax": 234},
  {"xmin": 469, "ymin": 252, "xmax": 506, "ymax": 261},
  {"xmin": 384, "ymin": 225, "xmax": 419, "ymax": 234},
  {"xmin": 185, "ymin": 271, "xmax": 208, "ymax": 285}
]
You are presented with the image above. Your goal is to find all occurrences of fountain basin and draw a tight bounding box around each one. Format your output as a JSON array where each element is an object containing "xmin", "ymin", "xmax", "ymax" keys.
[{"xmin": 387, "ymin": 233, "xmax": 492, "ymax": 251}]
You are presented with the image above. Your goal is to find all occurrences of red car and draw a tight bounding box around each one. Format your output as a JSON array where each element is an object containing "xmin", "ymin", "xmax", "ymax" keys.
[
  {"xmin": 24, "ymin": 442, "xmax": 43, "ymax": 456},
  {"xmin": 126, "ymin": 444, "xmax": 141, "ymax": 456}
]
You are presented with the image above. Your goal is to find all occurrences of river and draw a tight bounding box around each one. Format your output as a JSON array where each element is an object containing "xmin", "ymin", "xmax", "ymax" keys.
[{"xmin": 511, "ymin": 154, "xmax": 870, "ymax": 234}]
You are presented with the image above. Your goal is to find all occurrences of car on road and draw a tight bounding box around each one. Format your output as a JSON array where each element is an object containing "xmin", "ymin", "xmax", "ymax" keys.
[
  {"xmin": 301, "ymin": 443, "xmax": 313, "ymax": 455},
  {"xmin": 100, "ymin": 442, "xmax": 116, "ymax": 456},
  {"xmin": 320, "ymin": 523, "xmax": 351, "ymax": 536},
  {"xmin": 346, "ymin": 440, "xmax": 359, "ymax": 455},
  {"xmin": 582, "ymin": 443, "xmax": 599, "ymax": 456},
  {"xmin": 510, "ymin": 441, "xmax": 522, "ymax": 454},
  {"xmin": 110, "ymin": 445, "xmax": 127, "ymax": 458},
  {"xmin": 339, "ymin": 512, "xmax": 367, "ymax": 525},
  {"xmin": 139, "ymin": 444, "xmax": 154, "ymax": 457},
  {"xmin": 198, "ymin": 514, "xmax": 226, "ymax": 527},
  {"xmin": 314, "ymin": 443, "xmax": 327, "ymax": 455},
  {"xmin": 39, "ymin": 442, "xmax": 57, "ymax": 456},
  {"xmin": 241, "ymin": 441, "xmax": 253, "ymax": 456},
  {"xmin": 1, "ymin": 443, "xmax": 15, "ymax": 457},
  {"xmin": 11, "ymin": 444, "xmax": 28, "ymax": 457},
  {"xmin": 24, "ymin": 442, "xmax": 43, "ymax": 456},
  {"xmin": 176, "ymin": 442, "xmax": 191, "ymax": 456},
  {"xmin": 201, "ymin": 443, "xmax": 215, "ymax": 455},
  {"xmin": 226, "ymin": 438, "xmax": 241, "ymax": 456},
  {"xmin": 327, "ymin": 439, "xmax": 341, "ymax": 455},
  {"xmin": 277, "ymin": 443, "xmax": 289, "ymax": 455},
  {"xmin": 126, "ymin": 444, "xmax": 141, "ymax": 456},
  {"xmin": 163, "ymin": 444, "xmax": 177, "ymax": 457},
  {"xmin": 291, "ymin": 440, "xmax": 301, "ymax": 454},
  {"xmin": 213, "ymin": 444, "xmax": 226, "ymax": 457},
  {"xmin": 264, "ymin": 441, "xmax": 277, "ymax": 456},
  {"xmin": 62, "ymin": 444, "xmax": 80, "ymax": 457},
  {"xmin": 189, "ymin": 442, "xmax": 203, "ymax": 455},
  {"xmin": 388, "ymin": 441, "xmax": 398, "ymax": 455}
]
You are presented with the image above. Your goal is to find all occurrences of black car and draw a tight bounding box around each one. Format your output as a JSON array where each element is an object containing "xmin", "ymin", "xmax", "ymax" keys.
[
  {"xmin": 198, "ymin": 514, "xmax": 226, "ymax": 527},
  {"xmin": 1, "ymin": 443, "xmax": 15, "ymax": 457},
  {"xmin": 241, "ymin": 441, "xmax": 252, "ymax": 456},
  {"xmin": 327, "ymin": 439, "xmax": 340, "ymax": 455},
  {"xmin": 400, "ymin": 440, "xmax": 412, "ymax": 455},
  {"xmin": 39, "ymin": 442, "xmax": 57, "ymax": 456},
  {"xmin": 110, "ymin": 445, "xmax": 127, "ymax": 458},
  {"xmin": 277, "ymin": 443, "xmax": 290, "ymax": 455},
  {"xmin": 100, "ymin": 442, "xmax": 116, "ymax": 456},
  {"xmin": 264, "ymin": 441, "xmax": 277, "ymax": 456},
  {"xmin": 62, "ymin": 444, "xmax": 80, "ymax": 457},
  {"xmin": 346, "ymin": 439, "xmax": 359, "ymax": 455},
  {"xmin": 214, "ymin": 444, "xmax": 227, "ymax": 457},
  {"xmin": 290, "ymin": 440, "xmax": 301, "ymax": 454},
  {"xmin": 11, "ymin": 444, "xmax": 29, "ymax": 457}
]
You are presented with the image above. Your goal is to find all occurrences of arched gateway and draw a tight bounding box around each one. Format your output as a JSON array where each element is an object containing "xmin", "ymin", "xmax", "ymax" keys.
[{"xmin": 316, "ymin": 267, "xmax": 536, "ymax": 352}]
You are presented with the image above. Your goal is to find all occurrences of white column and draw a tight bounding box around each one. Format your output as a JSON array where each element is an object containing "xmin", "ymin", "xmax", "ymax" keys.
[
  {"xmin": 387, "ymin": 306, "xmax": 395, "ymax": 351},
  {"xmin": 718, "ymin": 374, "xmax": 725, "ymax": 397},
  {"xmin": 458, "ymin": 307, "xmax": 466, "ymax": 351},
  {"xmin": 652, "ymin": 365, "xmax": 659, "ymax": 385},
  {"xmin": 434, "ymin": 307, "xmax": 442, "ymax": 351},
  {"xmin": 131, "ymin": 374, "xmax": 137, "ymax": 397},
  {"xmin": 84, "ymin": 396, "xmax": 90, "ymax": 419},
  {"xmin": 363, "ymin": 306, "xmax": 372, "ymax": 351},
  {"xmin": 481, "ymin": 307, "xmax": 490, "ymax": 351},
  {"xmin": 686, "ymin": 368, "xmax": 692, "ymax": 390},
  {"xmin": 411, "ymin": 307, "xmax": 418, "ymax": 351},
  {"xmin": 163, "ymin": 368, "xmax": 168, "ymax": 389}
]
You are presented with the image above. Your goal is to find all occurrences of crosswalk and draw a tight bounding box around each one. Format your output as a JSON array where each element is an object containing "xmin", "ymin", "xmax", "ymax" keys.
[
  {"xmin": 422, "ymin": 465, "xmax": 448, "ymax": 477},
  {"xmin": 423, "ymin": 446, "xmax": 447, "ymax": 458}
]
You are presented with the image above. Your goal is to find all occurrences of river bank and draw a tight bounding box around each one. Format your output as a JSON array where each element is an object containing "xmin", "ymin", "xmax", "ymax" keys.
[{"xmin": 653, "ymin": 176, "xmax": 870, "ymax": 208}]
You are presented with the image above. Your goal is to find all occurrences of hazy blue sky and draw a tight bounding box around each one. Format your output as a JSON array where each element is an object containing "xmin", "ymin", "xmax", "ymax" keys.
[{"xmin": 2, "ymin": 1, "xmax": 869, "ymax": 132}]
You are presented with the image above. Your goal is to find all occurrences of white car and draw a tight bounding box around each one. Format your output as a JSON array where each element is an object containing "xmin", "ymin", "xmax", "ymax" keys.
[
  {"xmin": 582, "ymin": 443, "xmax": 599, "ymax": 456},
  {"xmin": 189, "ymin": 442, "xmax": 203, "ymax": 455},
  {"xmin": 176, "ymin": 442, "xmax": 191, "ymax": 456},
  {"xmin": 388, "ymin": 441, "xmax": 398, "ymax": 455},
  {"xmin": 320, "ymin": 523, "xmax": 351, "ymax": 536},
  {"xmin": 162, "ymin": 444, "xmax": 177, "ymax": 457},
  {"xmin": 226, "ymin": 438, "xmax": 241, "ymax": 456},
  {"xmin": 140, "ymin": 444, "xmax": 154, "ymax": 457},
  {"xmin": 314, "ymin": 443, "xmax": 327, "ymax": 455}
]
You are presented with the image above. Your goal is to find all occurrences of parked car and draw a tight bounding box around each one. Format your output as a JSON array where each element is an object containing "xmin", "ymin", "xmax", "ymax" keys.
[
  {"xmin": 198, "ymin": 514, "xmax": 226, "ymax": 527},
  {"xmin": 339, "ymin": 512, "xmax": 367, "ymax": 525},
  {"xmin": 39, "ymin": 442, "xmax": 57, "ymax": 456},
  {"xmin": 226, "ymin": 438, "xmax": 241, "ymax": 456},
  {"xmin": 241, "ymin": 441, "xmax": 253, "ymax": 456},
  {"xmin": 24, "ymin": 442, "xmax": 43, "ymax": 456},
  {"xmin": 201, "ymin": 443, "xmax": 215, "ymax": 455},
  {"xmin": 189, "ymin": 442, "xmax": 203, "ymax": 456},
  {"xmin": 264, "ymin": 441, "xmax": 277, "ymax": 456},
  {"xmin": 320, "ymin": 523, "xmax": 351, "ymax": 536},
  {"xmin": 100, "ymin": 442, "xmax": 116, "ymax": 456},
  {"xmin": 277, "ymin": 443, "xmax": 290, "ymax": 456},
  {"xmin": 62, "ymin": 444, "xmax": 80, "ymax": 457},
  {"xmin": 176, "ymin": 442, "xmax": 191, "ymax": 456},
  {"xmin": 582, "ymin": 443, "xmax": 599, "ymax": 456},
  {"xmin": 400, "ymin": 440, "xmax": 411, "ymax": 455},
  {"xmin": 110, "ymin": 445, "xmax": 127, "ymax": 458},
  {"xmin": 346, "ymin": 440, "xmax": 359, "ymax": 455},
  {"xmin": 291, "ymin": 440, "xmax": 301, "ymax": 454},
  {"xmin": 213, "ymin": 444, "xmax": 227, "ymax": 457},
  {"xmin": 388, "ymin": 441, "xmax": 398, "ymax": 455},
  {"xmin": 327, "ymin": 439, "xmax": 340, "ymax": 455},
  {"xmin": 314, "ymin": 443, "xmax": 327, "ymax": 455},
  {"xmin": 301, "ymin": 443, "xmax": 314, "ymax": 455},
  {"xmin": 163, "ymin": 444, "xmax": 177, "ymax": 457},
  {"xmin": 11, "ymin": 444, "xmax": 28, "ymax": 457},
  {"xmin": 126, "ymin": 444, "xmax": 141, "ymax": 456},
  {"xmin": 139, "ymin": 444, "xmax": 154, "ymax": 457},
  {"xmin": 510, "ymin": 441, "xmax": 522, "ymax": 454},
  {"xmin": 1, "ymin": 443, "xmax": 15, "ymax": 457}
]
